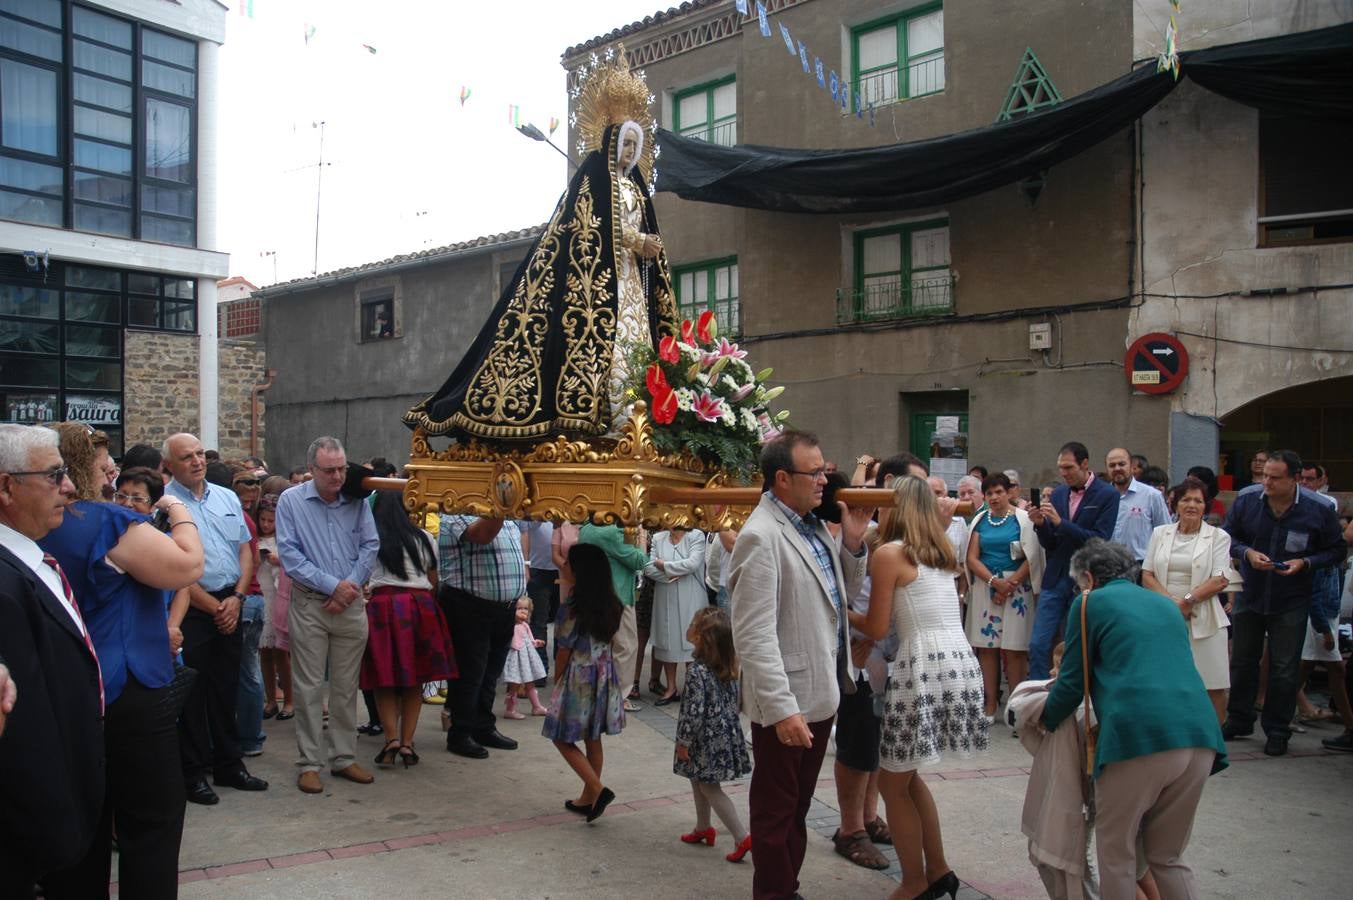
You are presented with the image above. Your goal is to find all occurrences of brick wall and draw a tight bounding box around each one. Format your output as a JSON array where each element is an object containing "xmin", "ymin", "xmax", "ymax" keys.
[{"xmin": 124, "ymin": 331, "xmax": 269, "ymax": 461}]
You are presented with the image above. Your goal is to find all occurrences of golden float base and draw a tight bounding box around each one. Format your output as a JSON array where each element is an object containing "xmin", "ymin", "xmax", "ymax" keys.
[{"xmin": 403, "ymin": 401, "xmax": 748, "ymax": 534}]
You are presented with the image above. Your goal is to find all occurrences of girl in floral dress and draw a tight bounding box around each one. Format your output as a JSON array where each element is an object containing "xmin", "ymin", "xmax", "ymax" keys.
[
  {"xmin": 543, "ymin": 543, "xmax": 625, "ymax": 822},
  {"xmin": 674, "ymin": 607, "xmax": 753, "ymax": 862}
]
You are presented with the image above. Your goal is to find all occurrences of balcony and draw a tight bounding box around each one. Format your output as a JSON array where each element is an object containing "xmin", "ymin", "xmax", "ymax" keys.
[
  {"xmin": 853, "ymin": 55, "xmax": 945, "ymax": 107},
  {"xmin": 679, "ymin": 118, "xmax": 737, "ymax": 147},
  {"xmin": 836, "ymin": 274, "xmax": 954, "ymax": 324}
]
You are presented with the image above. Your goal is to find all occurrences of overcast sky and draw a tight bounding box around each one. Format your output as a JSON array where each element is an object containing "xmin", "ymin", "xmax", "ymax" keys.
[{"xmin": 216, "ymin": 0, "xmax": 656, "ymax": 287}]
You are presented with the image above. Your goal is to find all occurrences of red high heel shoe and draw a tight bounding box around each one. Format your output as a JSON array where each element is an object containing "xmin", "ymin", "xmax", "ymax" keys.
[
  {"xmin": 680, "ymin": 827, "xmax": 716, "ymax": 846},
  {"xmin": 725, "ymin": 834, "xmax": 753, "ymax": 862}
]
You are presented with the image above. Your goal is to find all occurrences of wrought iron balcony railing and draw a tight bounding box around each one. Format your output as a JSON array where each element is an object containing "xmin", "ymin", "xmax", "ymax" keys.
[{"xmin": 836, "ymin": 274, "xmax": 954, "ymax": 324}]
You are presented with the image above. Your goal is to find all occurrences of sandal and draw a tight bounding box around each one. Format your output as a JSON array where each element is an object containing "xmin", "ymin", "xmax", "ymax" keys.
[
  {"xmin": 864, "ymin": 816, "xmax": 893, "ymax": 845},
  {"xmin": 627, "ymin": 685, "xmax": 641, "ymax": 701},
  {"xmin": 648, "ymin": 678, "xmax": 665, "ymax": 696},
  {"xmin": 275, "ymin": 708, "xmax": 295, "ymax": 721},
  {"xmin": 831, "ymin": 829, "xmax": 888, "ymax": 870},
  {"xmin": 1299, "ymin": 708, "xmax": 1336, "ymax": 725}
]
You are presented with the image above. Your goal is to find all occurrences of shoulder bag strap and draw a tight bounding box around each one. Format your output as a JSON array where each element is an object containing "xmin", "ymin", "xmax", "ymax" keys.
[{"xmin": 1080, "ymin": 588, "xmax": 1097, "ymax": 777}]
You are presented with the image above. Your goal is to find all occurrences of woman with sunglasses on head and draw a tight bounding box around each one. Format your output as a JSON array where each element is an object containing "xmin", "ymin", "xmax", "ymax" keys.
[{"xmin": 41, "ymin": 424, "xmax": 205, "ymax": 897}]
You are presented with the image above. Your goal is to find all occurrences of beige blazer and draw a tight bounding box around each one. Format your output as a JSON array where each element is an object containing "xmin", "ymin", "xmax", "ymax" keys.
[
  {"xmin": 729, "ymin": 493, "xmax": 867, "ymax": 726},
  {"xmin": 1143, "ymin": 521, "xmax": 1233, "ymax": 639},
  {"xmin": 963, "ymin": 506, "xmax": 1046, "ymax": 595}
]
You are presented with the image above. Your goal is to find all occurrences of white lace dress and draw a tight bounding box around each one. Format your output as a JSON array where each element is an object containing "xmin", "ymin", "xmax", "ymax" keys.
[{"xmin": 879, "ymin": 548, "xmax": 990, "ymax": 772}]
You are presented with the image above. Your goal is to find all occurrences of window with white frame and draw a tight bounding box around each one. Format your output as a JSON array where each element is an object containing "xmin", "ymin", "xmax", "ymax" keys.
[
  {"xmin": 674, "ymin": 76, "xmax": 736, "ymax": 146},
  {"xmin": 852, "ymin": 5, "xmax": 944, "ymax": 107}
]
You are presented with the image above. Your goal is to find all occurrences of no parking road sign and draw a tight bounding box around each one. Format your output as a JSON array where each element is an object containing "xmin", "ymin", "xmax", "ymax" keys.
[{"xmin": 1125, "ymin": 333, "xmax": 1189, "ymax": 395}]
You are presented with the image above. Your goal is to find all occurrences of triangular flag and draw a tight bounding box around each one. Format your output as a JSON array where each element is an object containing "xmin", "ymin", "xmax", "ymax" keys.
[
  {"xmin": 735, "ymin": 0, "xmax": 749, "ymax": 15},
  {"xmin": 548, "ymin": 116, "xmax": 560, "ymax": 136},
  {"xmin": 830, "ymin": 70, "xmax": 839, "ymax": 101},
  {"xmin": 508, "ymin": 104, "xmax": 520, "ymax": 127},
  {"xmin": 798, "ymin": 40, "xmax": 809, "ymax": 73},
  {"xmin": 361, "ymin": 44, "xmax": 377, "ymax": 55},
  {"xmin": 815, "ymin": 57, "xmax": 825, "ymax": 89},
  {"xmin": 303, "ymin": 24, "xmax": 316, "ymax": 45}
]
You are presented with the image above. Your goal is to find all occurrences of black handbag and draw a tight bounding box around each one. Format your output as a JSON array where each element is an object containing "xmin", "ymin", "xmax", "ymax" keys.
[{"xmin": 156, "ymin": 661, "xmax": 198, "ymax": 722}]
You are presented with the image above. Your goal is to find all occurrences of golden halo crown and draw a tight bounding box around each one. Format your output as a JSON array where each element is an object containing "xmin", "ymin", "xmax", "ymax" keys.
[{"xmin": 571, "ymin": 43, "xmax": 657, "ymax": 185}]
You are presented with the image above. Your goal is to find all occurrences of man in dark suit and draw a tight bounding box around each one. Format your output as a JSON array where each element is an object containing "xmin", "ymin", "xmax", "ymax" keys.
[
  {"xmin": 1026, "ymin": 440, "xmax": 1121, "ymax": 678},
  {"xmin": 0, "ymin": 423, "xmax": 106, "ymax": 897}
]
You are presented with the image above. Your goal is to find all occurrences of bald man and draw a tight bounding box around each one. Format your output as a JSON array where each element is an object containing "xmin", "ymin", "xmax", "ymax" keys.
[{"xmin": 1106, "ymin": 447, "xmax": 1171, "ymax": 562}]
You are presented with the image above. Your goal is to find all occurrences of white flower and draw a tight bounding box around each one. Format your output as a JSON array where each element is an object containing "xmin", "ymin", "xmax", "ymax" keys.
[
  {"xmin": 721, "ymin": 374, "xmax": 741, "ymax": 392},
  {"xmin": 679, "ymin": 342, "xmax": 701, "ymax": 361},
  {"xmin": 720, "ymin": 407, "xmax": 736, "ymax": 427},
  {"xmin": 741, "ymin": 408, "xmax": 759, "ymax": 432},
  {"xmin": 675, "ymin": 388, "xmax": 696, "ymax": 411}
]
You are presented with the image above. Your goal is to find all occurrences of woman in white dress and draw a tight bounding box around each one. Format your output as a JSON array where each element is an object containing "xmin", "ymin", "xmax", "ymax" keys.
[
  {"xmin": 851, "ymin": 476, "xmax": 987, "ymax": 900},
  {"xmin": 643, "ymin": 528, "xmax": 706, "ymax": 706},
  {"xmin": 1142, "ymin": 476, "xmax": 1234, "ymax": 724}
]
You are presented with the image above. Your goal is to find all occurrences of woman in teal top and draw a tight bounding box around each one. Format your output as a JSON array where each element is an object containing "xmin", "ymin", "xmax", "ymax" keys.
[{"xmin": 1042, "ymin": 538, "xmax": 1226, "ymax": 900}]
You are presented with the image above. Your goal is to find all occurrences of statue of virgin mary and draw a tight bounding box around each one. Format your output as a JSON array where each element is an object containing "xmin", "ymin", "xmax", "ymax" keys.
[{"xmin": 404, "ymin": 49, "xmax": 677, "ymax": 441}]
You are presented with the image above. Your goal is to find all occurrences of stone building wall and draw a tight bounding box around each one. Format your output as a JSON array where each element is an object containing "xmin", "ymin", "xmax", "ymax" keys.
[{"xmin": 124, "ymin": 331, "xmax": 269, "ymax": 460}]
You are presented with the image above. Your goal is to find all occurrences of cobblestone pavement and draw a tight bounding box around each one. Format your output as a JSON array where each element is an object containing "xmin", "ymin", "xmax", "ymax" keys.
[{"xmin": 125, "ymin": 679, "xmax": 1352, "ymax": 899}]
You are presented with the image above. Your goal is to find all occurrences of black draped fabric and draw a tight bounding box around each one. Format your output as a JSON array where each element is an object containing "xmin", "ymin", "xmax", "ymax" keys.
[
  {"xmin": 654, "ymin": 23, "xmax": 1353, "ymax": 214},
  {"xmin": 1183, "ymin": 21, "xmax": 1353, "ymax": 119},
  {"xmin": 404, "ymin": 124, "xmax": 677, "ymax": 440}
]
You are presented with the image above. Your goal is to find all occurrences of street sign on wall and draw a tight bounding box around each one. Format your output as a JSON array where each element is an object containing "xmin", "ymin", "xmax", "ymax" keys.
[{"xmin": 1125, "ymin": 333, "xmax": 1189, "ymax": 395}]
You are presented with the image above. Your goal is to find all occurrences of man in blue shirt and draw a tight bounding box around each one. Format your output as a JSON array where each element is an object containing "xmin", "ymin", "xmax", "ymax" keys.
[
  {"xmin": 1222, "ymin": 449, "xmax": 1346, "ymax": 757},
  {"xmin": 1106, "ymin": 447, "xmax": 1172, "ymax": 562},
  {"xmin": 164, "ymin": 432, "xmax": 268, "ymax": 805},
  {"xmin": 1027, "ymin": 441, "xmax": 1120, "ymax": 679},
  {"xmin": 276, "ymin": 436, "xmax": 379, "ymax": 794}
]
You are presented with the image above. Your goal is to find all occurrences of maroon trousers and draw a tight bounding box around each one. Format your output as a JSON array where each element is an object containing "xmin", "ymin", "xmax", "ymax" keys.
[{"xmin": 749, "ymin": 717, "xmax": 835, "ymax": 900}]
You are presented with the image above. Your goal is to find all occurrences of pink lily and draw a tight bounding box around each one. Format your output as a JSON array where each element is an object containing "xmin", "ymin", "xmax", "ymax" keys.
[
  {"xmin": 729, "ymin": 381, "xmax": 756, "ymax": 402},
  {"xmin": 691, "ymin": 391, "xmax": 726, "ymax": 423},
  {"xmin": 713, "ymin": 337, "xmax": 747, "ymax": 361}
]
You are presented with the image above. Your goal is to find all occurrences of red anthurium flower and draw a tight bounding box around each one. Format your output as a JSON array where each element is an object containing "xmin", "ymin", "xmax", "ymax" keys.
[
  {"xmin": 646, "ymin": 363, "xmax": 669, "ymax": 398},
  {"xmin": 680, "ymin": 319, "xmax": 695, "ymax": 345},
  {"xmin": 658, "ymin": 335, "xmax": 681, "ymax": 364},
  {"xmin": 696, "ymin": 310, "xmax": 716, "ymax": 343},
  {"xmin": 652, "ymin": 387, "xmax": 679, "ymax": 424}
]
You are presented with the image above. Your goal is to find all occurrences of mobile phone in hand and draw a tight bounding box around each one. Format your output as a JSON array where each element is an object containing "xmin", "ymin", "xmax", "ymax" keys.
[{"xmin": 1272, "ymin": 560, "xmax": 1290, "ymax": 571}]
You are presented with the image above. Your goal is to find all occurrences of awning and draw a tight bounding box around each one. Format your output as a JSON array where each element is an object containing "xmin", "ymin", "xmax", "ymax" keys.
[{"xmin": 654, "ymin": 23, "xmax": 1353, "ymax": 214}]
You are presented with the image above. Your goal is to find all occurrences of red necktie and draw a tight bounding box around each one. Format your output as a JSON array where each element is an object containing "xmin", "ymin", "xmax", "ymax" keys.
[{"xmin": 42, "ymin": 553, "xmax": 105, "ymax": 715}]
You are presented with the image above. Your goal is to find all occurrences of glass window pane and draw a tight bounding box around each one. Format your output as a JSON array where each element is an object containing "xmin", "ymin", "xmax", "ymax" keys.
[
  {"xmin": 0, "ymin": 351, "xmax": 58, "ymax": 386},
  {"xmin": 909, "ymin": 51, "xmax": 944, "ymax": 96},
  {"xmin": 0, "ymin": 188, "xmax": 60, "ymax": 225},
  {"xmin": 74, "ymin": 105, "xmax": 132, "ymax": 143},
  {"xmin": 3, "ymin": 0, "xmax": 61, "ymax": 28},
  {"xmin": 164, "ymin": 278, "xmax": 194, "ymax": 299},
  {"xmin": 127, "ymin": 295, "xmax": 158, "ymax": 326},
  {"xmin": 729, "ymin": 264, "xmax": 738, "ymax": 299},
  {"xmin": 911, "ymin": 227, "xmax": 950, "ymax": 268},
  {"xmin": 162, "ymin": 301, "xmax": 194, "ymax": 331},
  {"xmin": 74, "ymin": 202, "xmax": 131, "ymax": 236},
  {"xmin": 145, "ymin": 98, "xmax": 191, "ymax": 182},
  {"xmin": 0, "ymin": 156, "xmax": 61, "ymax": 193},
  {"xmin": 74, "ymin": 138, "xmax": 132, "ymax": 175},
  {"xmin": 127, "ymin": 272, "xmax": 158, "ymax": 294},
  {"xmin": 0, "ymin": 318, "xmax": 58, "ymax": 353},
  {"xmin": 142, "ymin": 60, "xmax": 194, "ymax": 98},
  {"xmin": 141, "ymin": 183, "xmax": 193, "ymax": 217},
  {"xmin": 857, "ymin": 25, "xmax": 897, "ymax": 70},
  {"xmin": 678, "ymin": 92, "xmax": 707, "ymax": 129},
  {"xmin": 72, "ymin": 6, "xmax": 132, "ymax": 49},
  {"xmin": 65, "ymin": 359, "xmax": 121, "ymax": 390},
  {"xmin": 0, "ymin": 284, "xmax": 57, "ymax": 318},
  {"xmin": 0, "ymin": 59, "xmax": 57, "ymax": 155},
  {"xmin": 73, "ymin": 72, "xmax": 132, "ymax": 112},
  {"xmin": 65, "ymin": 323, "xmax": 119, "ymax": 357},
  {"xmin": 73, "ymin": 40, "xmax": 131, "ymax": 80},
  {"xmin": 907, "ymin": 11, "xmax": 944, "ymax": 57},
  {"xmin": 65, "ymin": 291, "xmax": 120, "ymax": 322},
  {"xmin": 862, "ymin": 233, "xmax": 901, "ymax": 275},
  {"xmin": 694, "ymin": 273, "xmax": 708, "ymax": 304},
  {"xmin": 73, "ymin": 170, "xmax": 131, "ymax": 206},
  {"xmin": 3, "ymin": 389, "xmax": 58, "ymax": 422},
  {"xmin": 65, "ymin": 266, "xmax": 119, "ymax": 291},
  {"xmin": 712, "ymin": 82, "xmax": 736, "ymax": 120},
  {"xmin": 0, "ymin": 16, "xmax": 61, "ymax": 60},
  {"xmin": 140, "ymin": 214, "xmax": 193, "ymax": 246},
  {"xmin": 714, "ymin": 266, "xmax": 730, "ymax": 300},
  {"xmin": 143, "ymin": 30, "xmax": 195, "ymax": 68}
]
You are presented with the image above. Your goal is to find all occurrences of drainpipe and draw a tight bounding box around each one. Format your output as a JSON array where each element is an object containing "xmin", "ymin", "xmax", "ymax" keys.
[{"xmin": 250, "ymin": 368, "xmax": 276, "ymax": 458}]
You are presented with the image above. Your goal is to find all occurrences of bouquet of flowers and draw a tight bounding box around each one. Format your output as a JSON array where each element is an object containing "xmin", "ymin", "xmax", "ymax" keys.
[{"xmin": 623, "ymin": 311, "xmax": 789, "ymax": 477}]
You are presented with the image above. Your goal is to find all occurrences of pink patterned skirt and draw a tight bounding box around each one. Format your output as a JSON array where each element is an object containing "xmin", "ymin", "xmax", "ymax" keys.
[{"xmin": 360, "ymin": 586, "xmax": 457, "ymax": 689}]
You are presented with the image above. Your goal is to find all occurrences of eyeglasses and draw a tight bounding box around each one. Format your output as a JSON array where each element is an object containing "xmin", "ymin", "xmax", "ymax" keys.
[
  {"xmin": 312, "ymin": 466, "xmax": 345, "ymax": 477},
  {"xmin": 788, "ymin": 467, "xmax": 829, "ymax": 481},
  {"xmin": 233, "ymin": 478, "xmax": 261, "ymax": 487},
  {"xmin": 114, "ymin": 491, "xmax": 151, "ymax": 504},
  {"xmin": 6, "ymin": 465, "xmax": 70, "ymax": 485}
]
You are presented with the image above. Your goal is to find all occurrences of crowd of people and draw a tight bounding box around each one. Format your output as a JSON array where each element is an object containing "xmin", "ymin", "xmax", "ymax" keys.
[{"xmin": 1, "ymin": 421, "xmax": 1349, "ymax": 900}]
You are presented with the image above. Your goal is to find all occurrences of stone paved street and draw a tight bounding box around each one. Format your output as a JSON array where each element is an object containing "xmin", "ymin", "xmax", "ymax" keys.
[{"xmin": 129, "ymin": 679, "xmax": 1353, "ymax": 900}]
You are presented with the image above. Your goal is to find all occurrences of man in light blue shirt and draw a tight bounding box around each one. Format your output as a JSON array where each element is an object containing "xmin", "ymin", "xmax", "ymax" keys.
[
  {"xmin": 276, "ymin": 436, "xmax": 379, "ymax": 794},
  {"xmin": 1106, "ymin": 447, "xmax": 1172, "ymax": 561}
]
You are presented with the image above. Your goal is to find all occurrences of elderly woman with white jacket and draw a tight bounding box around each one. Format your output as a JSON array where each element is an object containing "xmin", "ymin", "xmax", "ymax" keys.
[
  {"xmin": 1141, "ymin": 476, "xmax": 1235, "ymax": 724},
  {"xmin": 965, "ymin": 472, "xmax": 1045, "ymax": 722},
  {"xmin": 644, "ymin": 527, "xmax": 706, "ymax": 706}
]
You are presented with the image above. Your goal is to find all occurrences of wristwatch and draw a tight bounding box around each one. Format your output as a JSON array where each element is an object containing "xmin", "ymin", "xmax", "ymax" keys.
[{"xmin": 1183, "ymin": 592, "xmax": 1194, "ymax": 603}]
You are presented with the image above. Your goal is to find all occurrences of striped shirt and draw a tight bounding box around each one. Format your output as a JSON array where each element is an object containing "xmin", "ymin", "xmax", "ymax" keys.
[
  {"xmin": 438, "ymin": 515, "xmax": 526, "ymax": 603},
  {"xmin": 768, "ymin": 493, "xmax": 843, "ymax": 621}
]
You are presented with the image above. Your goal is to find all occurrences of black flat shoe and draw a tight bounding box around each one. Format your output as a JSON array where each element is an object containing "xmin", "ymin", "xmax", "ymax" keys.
[
  {"xmin": 358, "ymin": 721, "xmax": 384, "ymax": 736},
  {"xmin": 654, "ymin": 693, "xmax": 681, "ymax": 707},
  {"xmin": 447, "ymin": 734, "xmax": 489, "ymax": 759},
  {"xmin": 586, "ymin": 787, "xmax": 616, "ymax": 822},
  {"xmin": 564, "ymin": 799, "xmax": 593, "ymax": 815},
  {"xmin": 214, "ymin": 769, "xmax": 269, "ymax": 791},
  {"xmin": 475, "ymin": 729, "xmax": 518, "ymax": 750},
  {"xmin": 262, "ymin": 705, "xmax": 278, "ymax": 720},
  {"xmin": 185, "ymin": 779, "xmax": 219, "ymax": 806}
]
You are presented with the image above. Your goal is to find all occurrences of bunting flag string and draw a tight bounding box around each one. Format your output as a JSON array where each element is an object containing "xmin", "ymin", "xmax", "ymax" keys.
[
  {"xmin": 756, "ymin": 2, "xmax": 770, "ymax": 38},
  {"xmin": 779, "ymin": 22, "xmax": 795, "ymax": 55},
  {"xmin": 735, "ymin": 0, "xmax": 748, "ymax": 16},
  {"xmin": 548, "ymin": 116, "xmax": 560, "ymax": 136},
  {"xmin": 798, "ymin": 40, "xmax": 809, "ymax": 73},
  {"xmin": 459, "ymin": 86, "xmax": 471, "ymax": 107}
]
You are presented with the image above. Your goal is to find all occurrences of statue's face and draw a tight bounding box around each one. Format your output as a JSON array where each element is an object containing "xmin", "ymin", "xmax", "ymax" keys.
[{"xmin": 620, "ymin": 133, "xmax": 637, "ymax": 167}]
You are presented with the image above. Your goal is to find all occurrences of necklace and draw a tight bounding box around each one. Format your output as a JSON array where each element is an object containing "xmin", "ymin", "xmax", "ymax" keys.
[{"xmin": 985, "ymin": 509, "xmax": 1010, "ymax": 527}]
